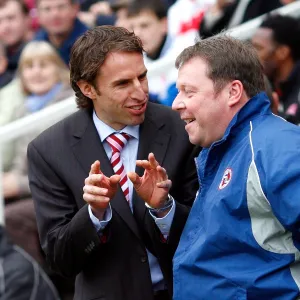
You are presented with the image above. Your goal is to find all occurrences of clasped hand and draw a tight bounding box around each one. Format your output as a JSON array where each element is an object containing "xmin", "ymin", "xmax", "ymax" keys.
[
  {"xmin": 83, "ymin": 153, "xmax": 172, "ymax": 220},
  {"xmin": 128, "ymin": 153, "xmax": 172, "ymax": 209}
]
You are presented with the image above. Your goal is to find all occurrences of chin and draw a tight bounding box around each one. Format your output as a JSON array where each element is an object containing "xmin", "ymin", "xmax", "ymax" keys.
[
  {"xmin": 188, "ymin": 135, "xmax": 199, "ymax": 146},
  {"xmin": 131, "ymin": 115, "xmax": 145, "ymax": 126}
]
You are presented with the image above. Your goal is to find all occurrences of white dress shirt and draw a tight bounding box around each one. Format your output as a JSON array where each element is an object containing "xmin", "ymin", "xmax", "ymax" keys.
[{"xmin": 88, "ymin": 111, "xmax": 176, "ymax": 290}]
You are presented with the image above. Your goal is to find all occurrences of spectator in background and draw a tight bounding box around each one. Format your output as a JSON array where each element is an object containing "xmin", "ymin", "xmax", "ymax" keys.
[
  {"xmin": 111, "ymin": 0, "xmax": 132, "ymax": 29},
  {"xmin": 3, "ymin": 41, "xmax": 73, "ymax": 267},
  {"xmin": 0, "ymin": 0, "xmax": 33, "ymax": 73},
  {"xmin": 280, "ymin": 0, "xmax": 297, "ymax": 4},
  {"xmin": 199, "ymin": 0, "xmax": 282, "ymax": 39},
  {"xmin": 23, "ymin": 0, "xmax": 40, "ymax": 32},
  {"xmin": 252, "ymin": 14, "xmax": 300, "ymax": 124},
  {"xmin": 35, "ymin": 0, "xmax": 89, "ymax": 65},
  {"xmin": 0, "ymin": 41, "xmax": 14, "ymax": 88},
  {"xmin": 264, "ymin": 75, "xmax": 280, "ymax": 115},
  {"xmin": 127, "ymin": 0, "xmax": 177, "ymax": 105},
  {"xmin": 128, "ymin": 0, "xmax": 169, "ymax": 62},
  {"xmin": 0, "ymin": 78, "xmax": 24, "ymax": 173}
]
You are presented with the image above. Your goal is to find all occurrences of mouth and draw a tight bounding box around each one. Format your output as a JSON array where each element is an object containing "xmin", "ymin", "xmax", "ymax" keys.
[
  {"xmin": 183, "ymin": 118, "xmax": 196, "ymax": 124},
  {"xmin": 126, "ymin": 102, "xmax": 147, "ymax": 115},
  {"xmin": 129, "ymin": 105, "xmax": 144, "ymax": 110}
]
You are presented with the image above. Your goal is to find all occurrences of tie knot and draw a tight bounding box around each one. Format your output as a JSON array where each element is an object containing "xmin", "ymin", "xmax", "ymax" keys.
[{"xmin": 106, "ymin": 132, "xmax": 130, "ymax": 153}]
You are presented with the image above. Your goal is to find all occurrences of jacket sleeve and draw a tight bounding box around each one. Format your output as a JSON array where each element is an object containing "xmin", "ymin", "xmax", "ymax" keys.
[
  {"xmin": 27, "ymin": 141, "xmax": 103, "ymax": 278},
  {"xmin": 257, "ymin": 131, "xmax": 300, "ymax": 247}
]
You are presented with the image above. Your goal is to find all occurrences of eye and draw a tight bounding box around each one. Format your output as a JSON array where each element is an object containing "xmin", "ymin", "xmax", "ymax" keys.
[
  {"xmin": 118, "ymin": 80, "xmax": 129, "ymax": 86},
  {"xmin": 185, "ymin": 89, "xmax": 193, "ymax": 95},
  {"xmin": 138, "ymin": 74, "xmax": 147, "ymax": 81}
]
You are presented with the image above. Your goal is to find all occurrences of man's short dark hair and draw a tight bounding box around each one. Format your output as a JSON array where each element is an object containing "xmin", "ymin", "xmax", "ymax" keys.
[
  {"xmin": 0, "ymin": 0, "xmax": 29, "ymax": 15},
  {"xmin": 175, "ymin": 35, "xmax": 265, "ymax": 98},
  {"xmin": 70, "ymin": 25, "xmax": 144, "ymax": 109},
  {"xmin": 260, "ymin": 14, "xmax": 300, "ymax": 61},
  {"xmin": 127, "ymin": 0, "xmax": 168, "ymax": 20}
]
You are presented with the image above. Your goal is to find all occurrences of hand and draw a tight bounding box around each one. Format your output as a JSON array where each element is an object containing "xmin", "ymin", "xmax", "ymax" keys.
[
  {"xmin": 77, "ymin": 11, "xmax": 96, "ymax": 27},
  {"xmin": 128, "ymin": 153, "xmax": 172, "ymax": 209},
  {"xmin": 3, "ymin": 172, "xmax": 19, "ymax": 199},
  {"xmin": 89, "ymin": 1, "xmax": 112, "ymax": 16},
  {"xmin": 216, "ymin": 0, "xmax": 235, "ymax": 10},
  {"xmin": 83, "ymin": 160, "xmax": 120, "ymax": 220}
]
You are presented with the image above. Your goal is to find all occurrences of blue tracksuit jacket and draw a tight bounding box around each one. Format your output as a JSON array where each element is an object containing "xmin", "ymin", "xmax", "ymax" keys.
[{"xmin": 173, "ymin": 92, "xmax": 300, "ymax": 299}]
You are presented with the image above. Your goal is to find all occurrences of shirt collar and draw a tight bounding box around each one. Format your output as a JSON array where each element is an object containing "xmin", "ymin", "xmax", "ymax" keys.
[{"xmin": 92, "ymin": 110, "xmax": 139, "ymax": 142}]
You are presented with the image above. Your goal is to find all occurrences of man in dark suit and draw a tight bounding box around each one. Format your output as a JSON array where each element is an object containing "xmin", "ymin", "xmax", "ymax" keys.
[{"xmin": 27, "ymin": 25, "xmax": 199, "ymax": 300}]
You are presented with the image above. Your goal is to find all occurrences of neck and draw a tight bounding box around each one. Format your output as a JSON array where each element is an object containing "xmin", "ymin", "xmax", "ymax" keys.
[
  {"xmin": 48, "ymin": 31, "xmax": 71, "ymax": 48},
  {"xmin": 146, "ymin": 35, "xmax": 167, "ymax": 60},
  {"xmin": 274, "ymin": 59, "xmax": 295, "ymax": 87}
]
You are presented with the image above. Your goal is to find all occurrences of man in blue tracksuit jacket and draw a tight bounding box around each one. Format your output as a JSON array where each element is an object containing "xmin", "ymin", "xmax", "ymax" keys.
[{"xmin": 129, "ymin": 34, "xmax": 300, "ymax": 299}]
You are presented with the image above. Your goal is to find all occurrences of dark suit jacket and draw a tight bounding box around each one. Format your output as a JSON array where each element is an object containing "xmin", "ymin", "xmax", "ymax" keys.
[{"xmin": 27, "ymin": 102, "xmax": 199, "ymax": 300}]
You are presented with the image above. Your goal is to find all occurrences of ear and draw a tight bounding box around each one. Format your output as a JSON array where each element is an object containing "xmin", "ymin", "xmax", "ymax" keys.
[
  {"xmin": 72, "ymin": 3, "xmax": 80, "ymax": 17},
  {"xmin": 227, "ymin": 80, "xmax": 244, "ymax": 107},
  {"xmin": 276, "ymin": 45, "xmax": 290, "ymax": 61},
  {"xmin": 160, "ymin": 17, "xmax": 168, "ymax": 35},
  {"xmin": 77, "ymin": 80, "xmax": 97, "ymax": 100},
  {"xmin": 271, "ymin": 91, "xmax": 280, "ymax": 115}
]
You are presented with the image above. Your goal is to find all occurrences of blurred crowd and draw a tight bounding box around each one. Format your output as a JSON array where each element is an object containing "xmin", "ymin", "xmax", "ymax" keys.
[{"xmin": 0, "ymin": 0, "xmax": 299, "ymax": 299}]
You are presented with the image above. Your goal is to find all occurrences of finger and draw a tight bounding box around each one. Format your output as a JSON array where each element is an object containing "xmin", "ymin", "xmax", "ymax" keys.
[
  {"xmin": 156, "ymin": 179, "xmax": 172, "ymax": 189},
  {"xmin": 156, "ymin": 165, "xmax": 168, "ymax": 181},
  {"xmin": 83, "ymin": 193, "xmax": 110, "ymax": 204},
  {"xmin": 109, "ymin": 174, "xmax": 121, "ymax": 186},
  {"xmin": 136, "ymin": 160, "xmax": 152, "ymax": 171},
  {"xmin": 85, "ymin": 174, "xmax": 104, "ymax": 186},
  {"xmin": 89, "ymin": 160, "xmax": 99, "ymax": 175},
  {"xmin": 83, "ymin": 185, "xmax": 108, "ymax": 196},
  {"xmin": 89, "ymin": 160, "xmax": 103, "ymax": 176},
  {"xmin": 127, "ymin": 172, "xmax": 142, "ymax": 188},
  {"xmin": 148, "ymin": 152, "xmax": 159, "ymax": 169}
]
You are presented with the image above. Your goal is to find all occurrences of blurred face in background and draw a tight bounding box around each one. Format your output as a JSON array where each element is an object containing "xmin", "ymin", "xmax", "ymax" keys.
[
  {"xmin": 0, "ymin": 0, "xmax": 29, "ymax": 47},
  {"xmin": 37, "ymin": 0, "xmax": 79, "ymax": 37},
  {"xmin": 0, "ymin": 45, "xmax": 8, "ymax": 74},
  {"xmin": 128, "ymin": 10, "xmax": 167, "ymax": 57},
  {"xmin": 21, "ymin": 57, "xmax": 59, "ymax": 95},
  {"xmin": 115, "ymin": 8, "xmax": 131, "ymax": 30},
  {"xmin": 280, "ymin": 0, "xmax": 296, "ymax": 4},
  {"xmin": 252, "ymin": 28, "xmax": 278, "ymax": 80}
]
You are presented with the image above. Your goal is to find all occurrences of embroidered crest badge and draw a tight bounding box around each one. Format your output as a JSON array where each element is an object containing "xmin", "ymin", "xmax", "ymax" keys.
[{"xmin": 219, "ymin": 168, "xmax": 232, "ymax": 190}]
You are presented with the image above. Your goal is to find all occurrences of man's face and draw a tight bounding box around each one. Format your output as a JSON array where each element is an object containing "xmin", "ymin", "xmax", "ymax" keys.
[
  {"xmin": 0, "ymin": 0, "xmax": 29, "ymax": 47},
  {"xmin": 172, "ymin": 57, "xmax": 229, "ymax": 148},
  {"xmin": 38, "ymin": 0, "xmax": 78, "ymax": 36},
  {"xmin": 129, "ymin": 10, "xmax": 167, "ymax": 57},
  {"xmin": 88, "ymin": 51, "xmax": 149, "ymax": 130},
  {"xmin": 252, "ymin": 28, "xmax": 278, "ymax": 79}
]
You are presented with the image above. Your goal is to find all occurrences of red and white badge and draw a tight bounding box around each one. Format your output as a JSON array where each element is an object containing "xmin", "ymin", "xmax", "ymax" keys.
[{"xmin": 219, "ymin": 168, "xmax": 232, "ymax": 190}]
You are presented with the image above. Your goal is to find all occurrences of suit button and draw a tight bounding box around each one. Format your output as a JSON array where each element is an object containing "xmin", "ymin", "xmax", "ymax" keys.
[{"xmin": 141, "ymin": 256, "xmax": 147, "ymax": 263}]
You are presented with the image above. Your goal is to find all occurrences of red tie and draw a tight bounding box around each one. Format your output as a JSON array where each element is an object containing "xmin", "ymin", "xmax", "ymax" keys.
[{"xmin": 106, "ymin": 133, "xmax": 130, "ymax": 202}]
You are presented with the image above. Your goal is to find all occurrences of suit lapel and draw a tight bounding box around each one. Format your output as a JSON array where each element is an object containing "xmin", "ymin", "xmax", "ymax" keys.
[
  {"xmin": 71, "ymin": 109, "xmax": 142, "ymax": 241},
  {"xmin": 133, "ymin": 104, "xmax": 171, "ymax": 216}
]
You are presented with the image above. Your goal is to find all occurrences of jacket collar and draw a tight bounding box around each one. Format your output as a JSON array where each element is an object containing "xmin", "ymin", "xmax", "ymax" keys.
[{"xmin": 212, "ymin": 92, "xmax": 271, "ymax": 148}]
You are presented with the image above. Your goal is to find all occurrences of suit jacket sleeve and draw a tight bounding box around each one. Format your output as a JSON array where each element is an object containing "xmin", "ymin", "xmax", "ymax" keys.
[{"xmin": 27, "ymin": 141, "xmax": 102, "ymax": 278}]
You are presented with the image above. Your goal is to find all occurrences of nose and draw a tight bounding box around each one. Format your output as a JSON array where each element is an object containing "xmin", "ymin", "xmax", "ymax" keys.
[
  {"xmin": 172, "ymin": 93, "xmax": 185, "ymax": 111},
  {"xmin": 133, "ymin": 26, "xmax": 143, "ymax": 39},
  {"xmin": 131, "ymin": 79, "xmax": 147, "ymax": 101}
]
